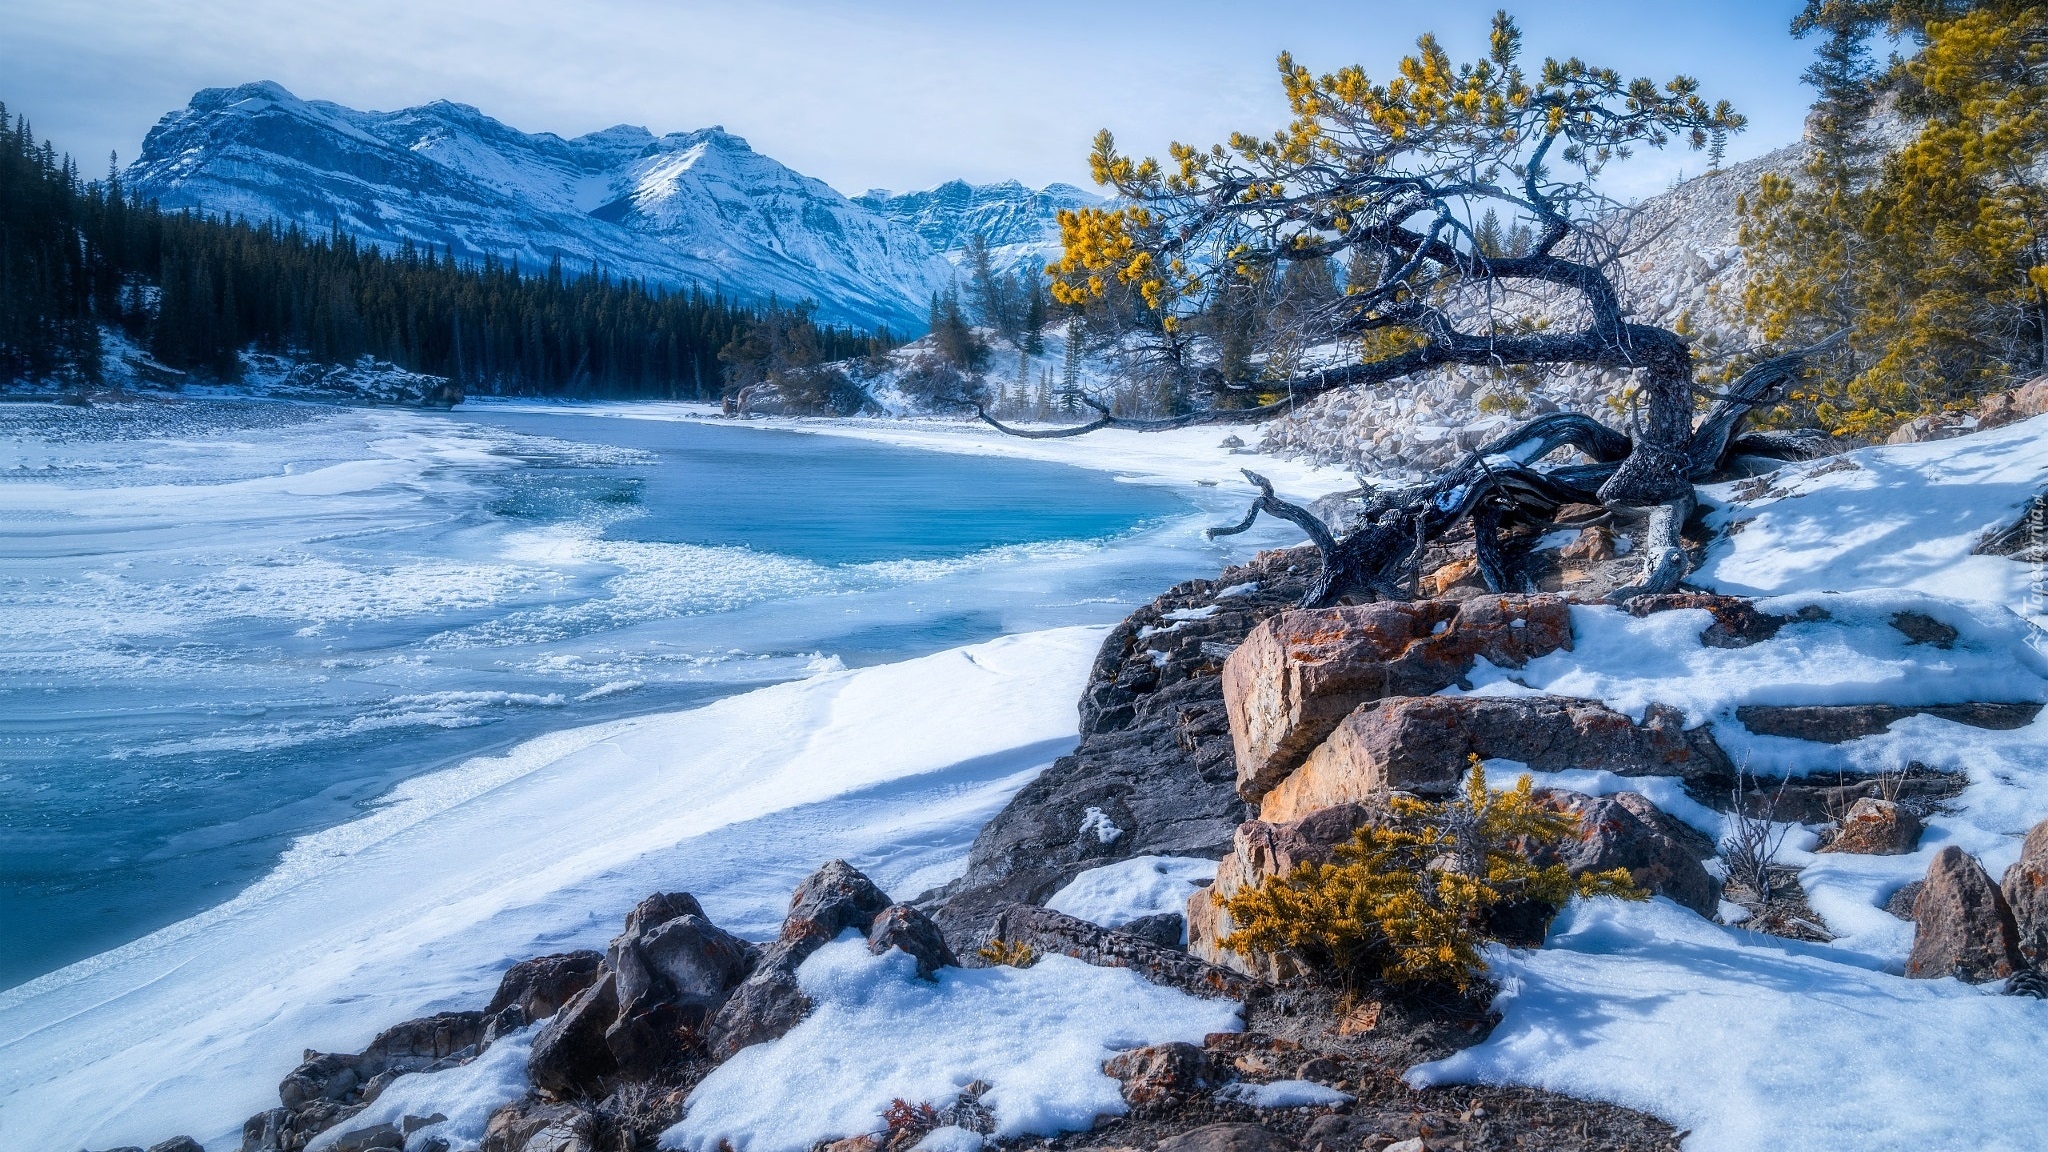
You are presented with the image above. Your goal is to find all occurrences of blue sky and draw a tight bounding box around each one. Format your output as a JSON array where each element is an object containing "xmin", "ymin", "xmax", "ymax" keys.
[{"xmin": 3, "ymin": 0, "xmax": 1820, "ymax": 201}]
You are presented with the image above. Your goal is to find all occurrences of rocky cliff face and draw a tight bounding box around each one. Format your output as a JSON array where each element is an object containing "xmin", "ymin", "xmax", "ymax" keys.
[
  {"xmin": 854, "ymin": 178, "xmax": 1099, "ymax": 282},
  {"xmin": 127, "ymin": 82, "xmax": 959, "ymax": 333}
]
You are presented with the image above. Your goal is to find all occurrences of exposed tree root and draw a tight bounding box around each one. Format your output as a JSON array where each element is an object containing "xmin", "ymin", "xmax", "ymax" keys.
[{"xmin": 1188, "ymin": 338, "xmax": 1841, "ymax": 608}]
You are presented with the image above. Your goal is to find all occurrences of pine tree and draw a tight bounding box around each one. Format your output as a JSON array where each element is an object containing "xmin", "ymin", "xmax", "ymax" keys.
[
  {"xmin": 1741, "ymin": 0, "xmax": 2047, "ymax": 436},
  {"xmin": 1473, "ymin": 207, "xmax": 1508, "ymax": 258}
]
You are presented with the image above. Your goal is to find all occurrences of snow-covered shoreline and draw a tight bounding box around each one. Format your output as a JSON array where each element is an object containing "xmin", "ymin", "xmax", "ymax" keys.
[
  {"xmin": 0, "ymin": 628, "xmax": 1104, "ymax": 1151},
  {"xmin": 0, "ymin": 396, "xmax": 1350, "ymax": 1151},
  {"xmin": 460, "ymin": 398, "xmax": 1355, "ymax": 505}
]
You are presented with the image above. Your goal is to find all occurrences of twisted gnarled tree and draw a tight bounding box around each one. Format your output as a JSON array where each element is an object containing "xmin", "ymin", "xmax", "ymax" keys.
[{"xmin": 970, "ymin": 14, "xmax": 1838, "ymax": 606}]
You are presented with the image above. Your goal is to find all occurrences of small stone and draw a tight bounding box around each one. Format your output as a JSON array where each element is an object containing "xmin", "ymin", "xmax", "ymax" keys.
[
  {"xmin": 485, "ymin": 951, "xmax": 604, "ymax": 1024},
  {"xmin": 1112, "ymin": 912, "xmax": 1186, "ymax": 951},
  {"xmin": 1885, "ymin": 881, "xmax": 1925, "ymax": 921},
  {"xmin": 867, "ymin": 903, "xmax": 957, "ymax": 978},
  {"xmin": 1384, "ymin": 1140, "xmax": 1427, "ymax": 1152},
  {"xmin": 1102, "ymin": 1041, "xmax": 1215, "ymax": 1106},
  {"xmin": 1559, "ymin": 525, "xmax": 1615, "ymax": 562},
  {"xmin": 1821, "ymin": 798, "xmax": 1922, "ymax": 856}
]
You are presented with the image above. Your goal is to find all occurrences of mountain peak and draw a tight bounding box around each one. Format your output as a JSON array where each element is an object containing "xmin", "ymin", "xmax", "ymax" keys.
[
  {"xmin": 855, "ymin": 179, "xmax": 1099, "ymax": 279},
  {"xmin": 126, "ymin": 86, "xmax": 955, "ymax": 333}
]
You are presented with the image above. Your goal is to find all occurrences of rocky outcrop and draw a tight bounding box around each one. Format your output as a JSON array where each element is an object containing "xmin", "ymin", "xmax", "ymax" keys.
[
  {"xmin": 1257, "ymin": 696, "xmax": 1726, "ymax": 822},
  {"xmin": 1735, "ymin": 702, "xmax": 2042, "ymax": 743},
  {"xmin": 526, "ymin": 974, "xmax": 622, "ymax": 1099},
  {"xmin": 1623, "ymin": 592, "xmax": 1792, "ymax": 648},
  {"xmin": 243, "ymin": 1009, "xmax": 502, "ymax": 1151},
  {"xmin": 928, "ymin": 550, "xmax": 1317, "ymax": 951},
  {"xmin": 1975, "ymin": 375, "xmax": 2048, "ymax": 430},
  {"xmin": 1820, "ymin": 798, "xmax": 1923, "ymax": 856},
  {"xmin": 1221, "ymin": 596, "xmax": 1574, "ymax": 805},
  {"xmin": 706, "ymin": 860, "xmax": 893, "ymax": 1059},
  {"xmin": 484, "ymin": 952, "xmax": 604, "ymax": 1030},
  {"xmin": 1906, "ymin": 846, "xmax": 2023, "ymax": 983},
  {"xmin": 1528, "ymin": 791, "xmax": 1721, "ymax": 917},
  {"xmin": 528, "ymin": 891, "xmax": 757, "ymax": 1096},
  {"xmin": 976, "ymin": 904, "xmax": 1253, "ymax": 1000},
  {"xmin": 1188, "ymin": 804, "xmax": 1390, "ymax": 981},
  {"xmin": 2001, "ymin": 819, "xmax": 2048, "ymax": 967},
  {"xmin": 604, "ymin": 893, "xmax": 756, "ymax": 1077}
]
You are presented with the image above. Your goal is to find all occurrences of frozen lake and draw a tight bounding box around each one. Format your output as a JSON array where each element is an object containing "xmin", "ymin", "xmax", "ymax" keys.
[{"xmin": 0, "ymin": 399, "xmax": 1263, "ymax": 988}]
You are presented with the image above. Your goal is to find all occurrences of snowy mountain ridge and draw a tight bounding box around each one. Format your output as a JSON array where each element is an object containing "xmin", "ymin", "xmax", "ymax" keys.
[
  {"xmin": 126, "ymin": 82, "xmax": 1051, "ymax": 334},
  {"xmin": 854, "ymin": 179, "xmax": 1101, "ymax": 284}
]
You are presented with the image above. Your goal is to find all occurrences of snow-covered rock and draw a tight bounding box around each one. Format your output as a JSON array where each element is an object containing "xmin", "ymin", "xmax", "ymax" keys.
[{"xmin": 127, "ymin": 82, "xmax": 959, "ymax": 333}]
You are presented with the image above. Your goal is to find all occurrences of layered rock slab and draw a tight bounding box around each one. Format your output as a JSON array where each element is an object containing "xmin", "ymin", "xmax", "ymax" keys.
[
  {"xmin": 1256, "ymin": 695, "xmax": 1723, "ymax": 823},
  {"xmin": 1221, "ymin": 596, "xmax": 1573, "ymax": 805}
]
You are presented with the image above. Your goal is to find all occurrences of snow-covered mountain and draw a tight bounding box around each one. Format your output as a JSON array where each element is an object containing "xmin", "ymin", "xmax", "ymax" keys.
[
  {"xmin": 854, "ymin": 179, "xmax": 1100, "ymax": 283},
  {"xmin": 127, "ymin": 82, "xmax": 958, "ymax": 333}
]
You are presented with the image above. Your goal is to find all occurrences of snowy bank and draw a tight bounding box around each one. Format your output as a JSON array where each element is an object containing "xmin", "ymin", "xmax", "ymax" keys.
[
  {"xmin": 1416, "ymin": 416, "xmax": 2048, "ymax": 1150},
  {"xmin": 662, "ymin": 937, "xmax": 1240, "ymax": 1151},
  {"xmin": 1698, "ymin": 412, "xmax": 2048, "ymax": 625},
  {"xmin": 1413, "ymin": 898, "xmax": 2048, "ymax": 1152},
  {"xmin": 0, "ymin": 627, "xmax": 1106, "ymax": 1152}
]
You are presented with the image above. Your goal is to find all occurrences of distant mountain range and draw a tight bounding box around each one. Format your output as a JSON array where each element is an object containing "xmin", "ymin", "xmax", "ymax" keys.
[
  {"xmin": 126, "ymin": 82, "xmax": 1097, "ymax": 333},
  {"xmin": 854, "ymin": 180, "xmax": 1098, "ymax": 284}
]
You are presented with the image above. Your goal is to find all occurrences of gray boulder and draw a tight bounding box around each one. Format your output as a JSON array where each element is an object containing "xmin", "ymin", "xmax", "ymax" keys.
[
  {"xmin": 705, "ymin": 860, "xmax": 892, "ymax": 1059},
  {"xmin": 526, "ymin": 972, "xmax": 620, "ymax": 1098},
  {"xmin": 1531, "ymin": 790, "xmax": 1721, "ymax": 918},
  {"xmin": 866, "ymin": 902, "xmax": 956, "ymax": 978}
]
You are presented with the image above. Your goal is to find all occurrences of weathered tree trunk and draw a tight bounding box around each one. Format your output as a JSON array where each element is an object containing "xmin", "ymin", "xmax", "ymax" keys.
[{"xmin": 1204, "ymin": 337, "xmax": 1842, "ymax": 608}]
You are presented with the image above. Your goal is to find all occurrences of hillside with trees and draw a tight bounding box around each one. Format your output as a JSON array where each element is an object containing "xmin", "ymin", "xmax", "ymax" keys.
[{"xmin": 0, "ymin": 103, "xmax": 891, "ymax": 399}]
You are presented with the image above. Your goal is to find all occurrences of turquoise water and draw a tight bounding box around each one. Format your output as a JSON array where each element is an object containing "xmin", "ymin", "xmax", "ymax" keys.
[{"xmin": 0, "ymin": 402, "xmax": 1234, "ymax": 989}]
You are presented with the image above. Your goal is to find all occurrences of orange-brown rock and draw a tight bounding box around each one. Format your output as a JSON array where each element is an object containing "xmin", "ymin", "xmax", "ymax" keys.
[
  {"xmin": 1820, "ymin": 798, "xmax": 1922, "ymax": 856},
  {"xmin": 1559, "ymin": 525, "xmax": 1615, "ymax": 562},
  {"xmin": 2001, "ymin": 818, "xmax": 2048, "ymax": 966},
  {"xmin": 1906, "ymin": 846, "xmax": 2023, "ymax": 983},
  {"xmin": 1186, "ymin": 804, "xmax": 1387, "ymax": 981},
  {"xmin": 1976, "ymin": 375, "xmax": 2048, "ymax": 430},
  {"xmin": 1425, "ymin": 555, "xmax": 1483, "ymax": 597},
  {"xmin": 1255, "ymin": 695, "xmax": 1717, "ymax": 824},
  {"xmin": 1221, "ymin": 596, "xmax": 1572, "ymax": 804}
]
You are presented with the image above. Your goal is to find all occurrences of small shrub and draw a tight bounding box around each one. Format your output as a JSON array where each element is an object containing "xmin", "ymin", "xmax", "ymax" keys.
[
  {"xmin": 974, "ymin": 938, "xmax": 1037, "ymax": 967},
  {"xmin": 1223, "ymin": 758, "xmax": 1642, "ymax": 988},
  {"xmin": 882, "ymin": 1099, "xmax": 939, "ymax": 1140}
]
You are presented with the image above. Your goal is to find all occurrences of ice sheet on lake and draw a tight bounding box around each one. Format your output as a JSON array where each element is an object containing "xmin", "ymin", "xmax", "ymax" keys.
[{"xmin": 0, "ymin": 627, "xmax": 1104, "ymax": 1152}]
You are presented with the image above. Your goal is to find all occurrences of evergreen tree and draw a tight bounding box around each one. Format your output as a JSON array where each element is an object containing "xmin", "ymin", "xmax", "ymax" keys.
[
  {"xmin": 1742, "ymin": 0, "xmax": 2046, "ymax": 436},
  {"xmin": 0, "ymin": 96, "xmax": 897, "ymax": 399}
]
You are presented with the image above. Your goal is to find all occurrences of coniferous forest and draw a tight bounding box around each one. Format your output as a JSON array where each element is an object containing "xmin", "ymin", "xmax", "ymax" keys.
[{"xmin": 0, "ymin": 102, "xmax": 892, "ymax": 398}]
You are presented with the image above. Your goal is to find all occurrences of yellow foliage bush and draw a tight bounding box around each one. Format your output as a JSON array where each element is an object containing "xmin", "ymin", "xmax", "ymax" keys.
[{"xmin": 1222, "ymin": 759, "xmax": 1642, "ymax": 988}]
